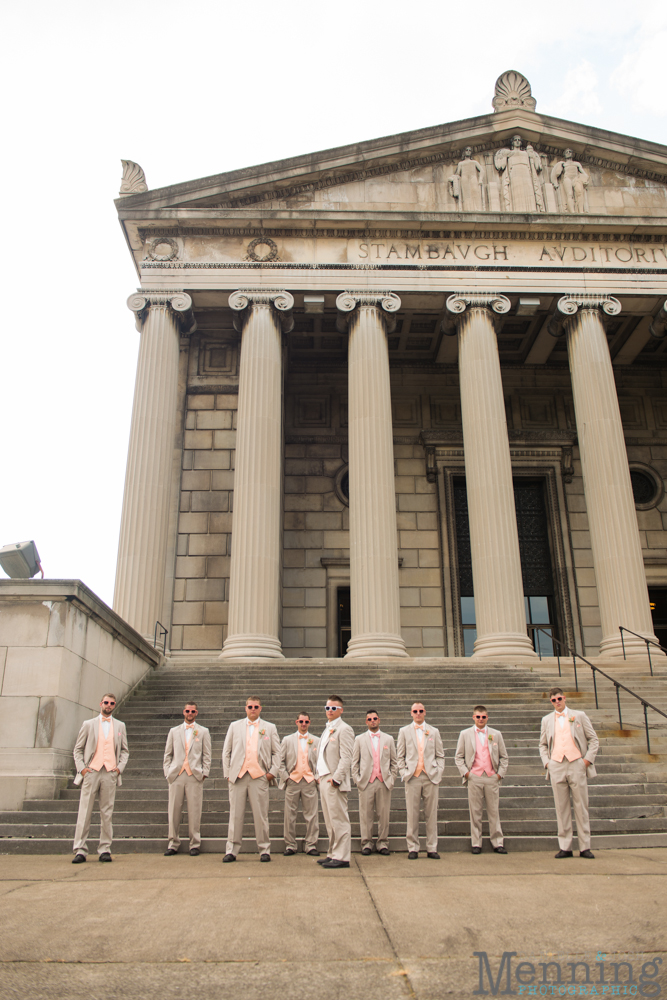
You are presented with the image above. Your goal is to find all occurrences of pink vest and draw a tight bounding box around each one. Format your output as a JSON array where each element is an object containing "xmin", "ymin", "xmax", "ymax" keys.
[
  {"xmin": 290, "ymin": 736, "xmax": 315, "ymax": 783},
  {"xmin": 471, "ymin": 730, "xmax": 494, "ymax": 776},
  {"xmin": 239, "ymin": 724, "xmax": 264, "ymax": 779},
  {"xmin": 552, "ymin": 714, "xmax": 582, "ymax": 762},
  {"xmin": 89, "ymin": 720, "xmax": 116, "ymax": 772},
  {"xmin": 369, "ymin": 734, "xmax": 383, "ymax": 783},
  {"xmin": 179, "ymin": 727, "xmax": 194, "ymax": 776}
]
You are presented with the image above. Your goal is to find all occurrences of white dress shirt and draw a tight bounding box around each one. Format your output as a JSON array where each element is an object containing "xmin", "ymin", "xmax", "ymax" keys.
[
  {"xmin": 317, "ymin": 716, "xmax": 341, "ymax": 777},
  {"xmin": 414, "ymin": 721, "xmax": 425, "ymax": 745},
  {"xmin": 555, "ymin": 709, "xmax": 569, "ymax": 729},
  {"xmin": 183, "ymin": 721, "xmax": 195, "ymax": 748},
  {"xmin": 99, "ymin": 714, "xmax": 112, "ymax": 738}
]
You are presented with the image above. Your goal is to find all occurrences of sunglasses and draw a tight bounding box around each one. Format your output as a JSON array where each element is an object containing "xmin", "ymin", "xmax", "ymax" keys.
[
  {"xmin": 367, "ymin": 717, "xmax": 379, "ymax": 722},
  {"xmin": 325, "ymin": 705, "xmax": 342, "ymax": 711},
  {"xmin": 411, "ymin": 709, "xmax": 425, "ymax": 714},
  {"xmin": 247, "ymin": 705, "xmax": 261, "ymax": 710},
  {"xmin": 550, "ymin": 696, "xmax": 565, "ymax": 703},
  {"xmin": 474, "ymin": 715, "xmax": 488, "ymax": 720},
  {"xmin": 102, "ymin": 701, "xmax": 116, "ymax": 706},
  {"xmin": 184, "ymin": 709, "xmax": 197, "ymax": 714}
]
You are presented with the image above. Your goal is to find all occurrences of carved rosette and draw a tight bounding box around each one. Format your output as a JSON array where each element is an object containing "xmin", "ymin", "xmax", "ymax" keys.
[
  {"xmin": 228, "ymin": 289, "xmax": 295, "ymax": 333},
  {"xmin": 446, "ymin": 292, "xmax": 511, "ymax": 318},
  {"xmin": 127, "ymin": 290, "xmax": 197, "ymax": 334},
  {"xmin": 557, "ymin": 294, "xmax": 622, "ymax": 320},
  {"xmin": 335, "ymin": 291, "xmax": 401, "ymax": 334}
]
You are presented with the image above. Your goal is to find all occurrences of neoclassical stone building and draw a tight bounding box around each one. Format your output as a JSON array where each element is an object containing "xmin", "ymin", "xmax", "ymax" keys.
[{"xmin": 113, "ymin": 71, "xmax": 667, "ymax": 664}]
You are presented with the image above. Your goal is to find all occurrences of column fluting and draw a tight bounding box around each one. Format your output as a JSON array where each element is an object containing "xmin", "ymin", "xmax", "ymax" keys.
[
  {"xmin": 447, "ymin": 293, "xmax": 536, "ymax": 659},
  {"xmin": 219, "ymin": 290, "xmax": 293, "ymax": 660},
  {"xmin": 338, "ymin": 291, "xmax": 408, "ymax": 659},
  {"xmin": 114, "ymin": 291, "xmax": 195, "ymax": 640},
  {"xmin": 561, "ymin": 294, "xmax": 660, "ymax": 658}
]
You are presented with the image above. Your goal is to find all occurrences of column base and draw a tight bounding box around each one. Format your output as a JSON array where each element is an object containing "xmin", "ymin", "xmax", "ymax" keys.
[
  {"xmin": 219, "ymin": 634, "xmax": 285, "ymax": 660},
  {"xmin": 600, "ymin": 632, "xmax": 666, "ymax": 659},
  {"xmin": 344, "ymin": 633, "xmax": 409, "ymax": 659},
  {"xmin": 472, "ymin": 632, "xmax": 538, "ymax": 659}
]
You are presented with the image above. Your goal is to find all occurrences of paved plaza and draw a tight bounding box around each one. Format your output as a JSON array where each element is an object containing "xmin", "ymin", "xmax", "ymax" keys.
[{"xmin": 0, "ymin": 848, "xmax": 665, "ymax": 999}]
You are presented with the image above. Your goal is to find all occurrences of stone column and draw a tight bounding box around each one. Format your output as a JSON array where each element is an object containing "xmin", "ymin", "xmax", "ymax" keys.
[
  {"xmin": 337, "ymin": 291, "xmax": 408, "ymax": 659},
  {"xmin": 115, "ymin": 291, "xmax": 196, "ymax": 641},
  {"xmin": 220, "ymin": 290, "xmax": 294, "ymax": 660},
  {"xmin": 560, "ymin": 294, "xmax": 660, "ymax": 658},
  {"xmin": 446, "ymin": 293, "xmax": 536, "ymax": 659}
]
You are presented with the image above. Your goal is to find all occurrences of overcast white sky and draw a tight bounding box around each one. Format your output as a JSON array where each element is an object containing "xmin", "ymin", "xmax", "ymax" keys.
[{"xmin": 1, "ymin": 0, "xmax": 666, "ymax": 606}]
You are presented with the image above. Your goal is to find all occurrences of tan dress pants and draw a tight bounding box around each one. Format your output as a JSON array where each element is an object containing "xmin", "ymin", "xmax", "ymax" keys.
[
  {"xmin": 227, "ymin": 772, "xmax": 270, "ymax": 856},
  {"xmin": 168, "ymin": 771, "xmax": 204, "ymax": 851},
  {"xmin": 548, "ymin": 757, "xmax": 591, "ymax": 851},
  {"xmin": 73, "ymin": 768, "xmax": 118, "ymax": 856},
  {"xmin": 358, "ymin": 780, "xmax": 392, "ymax": 851},
  {"xmin": 319, "ymin": 778, "xmax": 351, "ymax": 862},
  {"xmin": 283, "ymin": 778, "xmax": 319, "ymax": 852},
  {"xmin": 404, "ymin": 772, "xmax": 440, "ymax": 853},
  {"xmin": 467, "ymin": 773, "xmax": 504, "ymax": 848}
]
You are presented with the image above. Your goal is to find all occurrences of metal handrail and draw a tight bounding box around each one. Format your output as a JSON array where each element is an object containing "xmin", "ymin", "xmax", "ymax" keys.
[
  {"xmin": 534, "ymin": 627, "xmax": 667, "ymax": 754},
  {"xmin": 619, "ymin": 626, "xmax": 667, "ymax": 677},
  {"xmin": 154, "ymin": 621, "xmax": 168, "ymax": 652}
]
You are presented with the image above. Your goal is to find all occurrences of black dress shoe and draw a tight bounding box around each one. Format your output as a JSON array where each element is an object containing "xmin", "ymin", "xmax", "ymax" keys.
[
  {"xmin": 164, "ymin": 849, "xmax": 178, "ymax": 856},
  {"xmin": 555, "ymin": 850, "xmax": 573, "ymax": 858},
  {"xmin": 427, "ymin": 851, "xmax": 440, "ymax": 859},
  {"xmin": 306, "ymin": 849, "xmax": 320, "ymax": 856},
  {"xmin": 316, "ymin": 857, "xmax": 333, "ymax": 865},
  {"xmin": 378, "ymin": 848, "xmax": 390, "ymax": 856},
  {"xmin": 99, "ymin": 853, "xmax": 112, "ymax": 862},
  {"xmin": 189, "ymin": 848, "xmax": 200, "ymax": 856},
  {"xmin": 579, "ymin": 849, "xmax": 595, "ymax": 859},
  {"xmin": 361, "ymin": 848, "xmax": 372, "ymax": 856},
  {"xmin": 72, "ymin": 854, "xmax": 86, "ymax": 864},
  {"xmin": 408, "ymin": 851, "xmax": 419, "ymax": 860},
  {"xmin": 321, "ymin": 859, "xmax": 350, "ymax": 868},
  {"xmin": 222, "ymin": 853, "xmax": 236, "ymax": 863},
  {"xmin": 471, "ymin": 847, "xmax": 482, "ymax": 855},
  {"xmin": 493, "ymin": 846, "xmax": 508, "ymax": 855},
  {"xmin": 260, "ymin": 854, "xmax": 271, "ymax": 862},
  {"xmin": 283, "ymin": 848, "xmax": 296, "ymax": 856}
]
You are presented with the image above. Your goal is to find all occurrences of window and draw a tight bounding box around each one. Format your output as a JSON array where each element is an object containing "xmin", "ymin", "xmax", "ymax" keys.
[{"xmin": 337, "ymin": 586, "xmax": 351, "ymax": 657}]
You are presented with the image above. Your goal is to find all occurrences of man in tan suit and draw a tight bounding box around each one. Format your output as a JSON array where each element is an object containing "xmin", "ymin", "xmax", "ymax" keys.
[
  {"xmin": 72, "ymin": 693, "xmax": 129, "ymax": 863},
  {"xmin": 222, "ymin": 697, "xmax": 280, "ymax": 862},
  {"xmin": 316, "ymin": 695, "xmax": 355, "ymax": 869},
  {"xmin": 352, "ymin": 709, "xmax": 397, "ymax": 856},
  {"xmin": 455, "ymin": 705, "xmax": 509, "ymax": 855},
  {"xmin": 163, "ymin": 701, "xmax": 212, "ymax": 857},
  {"xmin": 397, "ymin": 702, "xmax": 445, "ymax": 859},
  {"xmin": 540, "ymin": 686, "xmax": 599, "ymax": 859},
  {"xmin": 279, "ymin": 712, "xmax": 320, "ymax": 856}
]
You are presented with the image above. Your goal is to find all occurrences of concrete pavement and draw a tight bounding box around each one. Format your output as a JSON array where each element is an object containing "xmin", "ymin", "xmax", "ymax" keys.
[{"xmin": 0, "ymin": 849, "xmax": 666, "ymax": 999}]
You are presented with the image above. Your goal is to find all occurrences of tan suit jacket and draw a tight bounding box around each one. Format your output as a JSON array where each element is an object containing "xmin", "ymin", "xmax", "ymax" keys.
[
  {"xmin": 278, "ymin": 732, "xmax": 321, "ymax": 790},
  {"xmin": 222, "ymin": 718, "xmax": 281, "ymax": 783},
  {"xmin": 73, "ymin": 717, "xmax": 129, "ymax": 787},
  {"xmin": 397, "ymin": 722, "xmax": 445, "ymax": 783},
  {"xmin": 539, "ymin": 709, "xmax": 599, "ymax": 778},
  {"xmin": 317, "ymin": 720, "xmax": 355, "ymax": 791},
  {"xmin": 164, "ymin": 723, "xmax": 212, "ymax": 783},
  {"xmin": 351, "ymin": 730, "xmax": 398, "ymax": 791},
  {"xmin": 454, "ymin": 726, "xmax": 509, "ymax": 783}
]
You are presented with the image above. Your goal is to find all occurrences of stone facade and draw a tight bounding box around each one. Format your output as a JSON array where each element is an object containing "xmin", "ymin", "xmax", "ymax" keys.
[{"xmin": 113, "ymin": 71, "xmax": 667, "ymax": 662}]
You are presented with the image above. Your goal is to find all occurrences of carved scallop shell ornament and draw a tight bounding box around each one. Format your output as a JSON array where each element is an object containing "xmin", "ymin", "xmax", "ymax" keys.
[{"xmin": 492, "ymin": 70, "xmax": 536, "ymax": 112}]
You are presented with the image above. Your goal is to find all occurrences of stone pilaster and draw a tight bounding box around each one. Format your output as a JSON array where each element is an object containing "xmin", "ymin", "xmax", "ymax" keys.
[
  {"xmin": 560, "ymin": 294, "xmax": 660, "ymax": 657},
  {"xmin": 446, "ymin": 293, "xmax": 536, "ymax": 659},
  {"xmin": 220, "ymin": 290, "xmax": 294, "ymax": 660},
  {"xmin": 337, "ymin": 291, "xmax": 408, "ymax": 659},
  {"xmin": 114, "ymin": 291, "xmax": 196, "ymax": 641}
]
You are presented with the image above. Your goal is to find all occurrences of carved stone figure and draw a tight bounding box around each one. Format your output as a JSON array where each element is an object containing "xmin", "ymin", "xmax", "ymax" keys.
[
  {"xmin": 448, "ymin": 147, "xmax": 484, "ymax": 211},
  {"xmin": 119, "ymin": 160, "xmax": 148, "ymax": 196},
  {"xmin": 494, "ymin": 136, "xmax": 544, "ymax": 213},
  {"xmin": 550, "ymin": 149, "xmax": 590, "ymax": 214}
]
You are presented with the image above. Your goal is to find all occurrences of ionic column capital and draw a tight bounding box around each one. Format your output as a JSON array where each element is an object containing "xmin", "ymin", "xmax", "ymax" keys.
[
  {"xmin": 336, "ymin": 291, "xmax": 401, "ymax": 333},
  {"xmin": 557, "ymin": 294, "xmax": 622, "ymax": 318},
  {"xmin": 445, "ymin": 292, "xmax": 511, "ymax": 318},
  {"xmin": 127, "ymin": 290, "xmax": 197, "ymax": 334},
  {"xmin": 228, "ymin": 288, "xmax": 295, "ymax": 333}
]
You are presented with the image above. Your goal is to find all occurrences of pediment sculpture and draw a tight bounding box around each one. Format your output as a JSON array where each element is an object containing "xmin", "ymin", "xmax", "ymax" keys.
[
  {"xmin": 494, "ymin": 136, "xmax": 545, "ymax": 213},
  {"xmin": 447, "ymin": 147, "xmax": 485, "ymax": 211},
  {"xmin": 550, "ymin": 149, "xmax": 590, "ymax": 214}
]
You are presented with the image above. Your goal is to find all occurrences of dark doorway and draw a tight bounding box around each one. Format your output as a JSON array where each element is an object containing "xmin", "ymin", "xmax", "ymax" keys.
[
  {"xmin": 649, "ymin": 588, "xmax": 667, "ymax": 649},
  {"xmin": 454, "ymin": 477, "xmax": 558, "ymax": 655},
  {"xmin": 337, "ymin": 586, "xmax": 351, "ymax": 657}
]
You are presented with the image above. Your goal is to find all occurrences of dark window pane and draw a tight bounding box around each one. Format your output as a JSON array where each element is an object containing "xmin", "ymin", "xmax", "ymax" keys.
[
  {"xmin": 461, "ymin": 596, "xmax": 476, "ymax": 625},
  {"xmin": 631, "ymin": 471, "xmax": 656, "ymax": 505},
  {"xmin": 529, "ymin": 596, "xmax": 550, "ymax": 623},
  {"xmin": 463, "ymin": 629, "xmax": 477, "ymax": 657}
]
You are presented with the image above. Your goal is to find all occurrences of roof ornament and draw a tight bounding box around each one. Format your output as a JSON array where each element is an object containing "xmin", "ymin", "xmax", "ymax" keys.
[
  {"xmin": 119, "ymin": 159, "xmax": 148, "ymax": 196},
  {"xmin": 492, "ymin": 70, "xmax": 536, "ymax": 113}
]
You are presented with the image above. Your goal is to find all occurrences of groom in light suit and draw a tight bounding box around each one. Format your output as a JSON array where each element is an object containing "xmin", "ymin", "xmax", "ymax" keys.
[
  {"xmin": 279, "ymin": 712, "xmax": 320, "ymax": 856},
  {"xmin": 540, "ymin": 686, "xmax": 599, "ymax": 859},
  {"xmin": 316, "ymin": 695, "xmax": 355, "ymax": 869},
  {"xmin": 352, "ymin": 709, "xmax": 397, "ymax": 855},
  {"xmin": 163, "ymin": 701, "xmax": 212, "ymax": 856},
  {"xmin": 397, "ymin": 702, "xmax": 445, "ymax": 859},
  {"xmin": 72, "ymin": 693, "xmax": 129, "ymax": 862},
  {"xmin": 222, "ymin": 696, "xmax": 281, "ymax": 862},
  {"xmin": 455, "ymin": 705, "xmax": 509, "ymax": 854}
]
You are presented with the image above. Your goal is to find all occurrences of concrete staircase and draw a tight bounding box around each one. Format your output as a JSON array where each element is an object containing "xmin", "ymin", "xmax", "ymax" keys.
[{"xmin": 1, "ymin": 657, "xmax": 666, "ymax": 854}]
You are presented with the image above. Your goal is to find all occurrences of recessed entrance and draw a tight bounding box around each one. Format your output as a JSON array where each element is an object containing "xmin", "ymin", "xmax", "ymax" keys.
[
  {"xmin": 337, "ymin": 586, "xmax": 351, "ymax": 657},
  {"xmin": 648, "ymin": 587, "xmax": 667, "ymax": 649}
]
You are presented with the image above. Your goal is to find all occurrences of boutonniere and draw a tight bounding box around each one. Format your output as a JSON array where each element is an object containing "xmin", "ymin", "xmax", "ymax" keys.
[
  {"xmin": 194, "ymin": 730, "xmax": 199, "ymax": 737},
  {"xmin": 329, "ymin": 728, "xmax": 336, "ymax": 735},
  {"xmin": 425, "ymin": 729, "xmax": 430, "ymax": 736},
  {"xmin": 259, "ymin": 729, "xmax": 266, "ymax": 736},
  {"xmin": 488, "ymin": 735, "xmax": 494, "ymax": 743},
  {"xmin": 568, "ymin": 716, "xmax": 575, "ymax": 724},
  {"xmin": 307, "ymin": 738, "xmax": 314, "ymax": 745}
]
